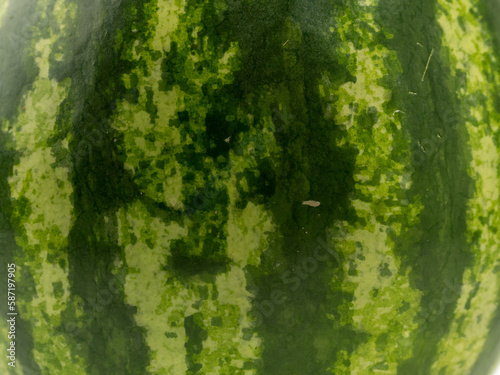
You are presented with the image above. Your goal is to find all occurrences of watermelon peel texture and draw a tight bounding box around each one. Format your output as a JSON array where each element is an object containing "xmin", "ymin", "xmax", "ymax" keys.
[{"xmin": 0, "ymin": 0, "xmax": 500, "ymax": 374}]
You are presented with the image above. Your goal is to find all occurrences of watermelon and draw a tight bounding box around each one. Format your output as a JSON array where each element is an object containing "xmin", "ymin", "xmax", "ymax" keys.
[{"xmin": 1, "ymin": 0, "xmax": 500, "ymax": 373}]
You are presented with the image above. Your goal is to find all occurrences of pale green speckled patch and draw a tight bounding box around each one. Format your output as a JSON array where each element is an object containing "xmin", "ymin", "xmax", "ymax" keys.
[
  {"xmin": 326, "ymin": 3, "xmax": 423, "ymax": 373},
  {"xmin": 117, "ymin": 200, "xmax": 192, "ymax": 374},
  {"xmin": 2, "ymin": 0, "xmax": 87, "ymax": 373},
  {"xmin": 226, "ymin": 171, "xmax": 274, "ymax": 268},
  {"xmin": 431, "ymin": 1, "xmax": 500, "ymax": 374},
  {"xmin": 117, "ymin": 198, "xmax": 265, "ymax": 374}
]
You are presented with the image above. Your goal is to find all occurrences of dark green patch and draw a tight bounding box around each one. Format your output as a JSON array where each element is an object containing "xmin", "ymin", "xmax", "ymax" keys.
[
  {"xmin": 144, "ymin": 86, "xmax": 158, "ymax": 123},
  {"xmin": 184, "ymin": 314, "xmax": 207, "ymax": 374},
  {"xmin": 399, "ymin": 300, "xmax": 411, "ymax": 314},
  {"xmin": 211, "ymin": 317, "xmax": 223, "ymax": 327},
  {"xmin": 376, "ymin": 0, "xmax": 474, "ymax": 373},
  {"xmin": 49, "ymin": 1, "xmax": 158, "ymax": 373},
  {"xmin": 376, "ymin": 332, "xmax": 389, "ymax": 351},
  {"xmin": 52, "ymin": 281, "xmax": 64, "ymax": 299},
  {"xmin": 464, "ymin": 282, "xmax": 481, "ymax": 310},
  {"xmin": 165, "ymin": 253, "xmax": 229, "ymax": 279},
  {"xmin": 199, "ymin": 0, "xmax": 364, "ymax": 373},
  {"xmin": 379, "ymin": 262, "xmax": 393, "ymax": 277}
]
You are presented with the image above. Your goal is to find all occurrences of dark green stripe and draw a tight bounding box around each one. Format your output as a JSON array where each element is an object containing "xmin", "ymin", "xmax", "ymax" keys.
[
  {"xmin": 51, "ymin": 1, "xmax": 156, "ymax": 373},
  {"xmin": 375, "ymin": 0, "xmax": 474, "ymax": 373},
  {"xmin": 218, "ymin": 1, "xmax": 360, "ymax": 373},
  {"xmin": 155, "ymin": 0, "xmax": 360, "ymax": 372}
]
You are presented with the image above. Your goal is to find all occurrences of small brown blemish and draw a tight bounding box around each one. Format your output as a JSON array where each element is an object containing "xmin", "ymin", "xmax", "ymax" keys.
[{"xmin": 302, "ymin": 200, "xmax": 320, "ymax": 207}]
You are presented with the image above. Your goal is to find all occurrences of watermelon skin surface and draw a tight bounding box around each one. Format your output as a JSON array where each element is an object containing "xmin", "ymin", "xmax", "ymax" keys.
[{"xmin": 0, "ymin": 0, "xmax": 499, "ymax": 374}]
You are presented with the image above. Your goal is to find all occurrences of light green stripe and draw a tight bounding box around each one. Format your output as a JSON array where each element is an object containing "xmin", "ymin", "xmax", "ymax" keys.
[
  {"xmin": 327, "ymin": 3, "xmax": 423, "ymax": 373},
  {"xmin": 2, "ymin": 0, "xmax": 87, "ymax": 373},
  {"xmin": 431, "ymin": 1, "xmax": 500, "ymax": 374},
  {"xmin": 117, "ymin": 200, "xmax": 191, "ymax": 374},
  {"xmin": 226, "ymin": 172, "xmax": 274, "ymax": 269}
]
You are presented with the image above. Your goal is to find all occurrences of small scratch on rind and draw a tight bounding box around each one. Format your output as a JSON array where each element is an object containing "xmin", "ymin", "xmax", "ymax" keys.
[
  {"xmin": 421, "ymin": 48, "xmax": 434, "ymax": 82},
  {"xmin": 283, "ymin": 40, "xmax": 289, "ymax": 46},
  {"xmin": 418, "ymin": 141, "xmax": 425, "ymax": 152},
  {"xmin": 417, "ymin": 42, "xmax": 424, "ymax": 47},
  {"xmin": 408, "ymin": 91, "xmax": 417, "ymax": 95},
  {"xmin": 302, "ymin": 200, "xmax": 320, "ymax": 207}
]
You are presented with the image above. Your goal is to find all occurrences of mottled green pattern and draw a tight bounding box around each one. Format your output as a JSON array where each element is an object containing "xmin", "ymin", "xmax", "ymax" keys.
[
  {"xmin": 328, "ymin": 2, "xmax": 424, "ymax": 372},
  {"xmin": 2, "ymin": 1, "xmax": 86, "ymax": 373},
  {"xmin": 0, "ymin": 0, "xmax": 499, "ymax": 374},
  {"xmin": 431, "ymin": 0, "xmax": 500, "ymax": 373}
]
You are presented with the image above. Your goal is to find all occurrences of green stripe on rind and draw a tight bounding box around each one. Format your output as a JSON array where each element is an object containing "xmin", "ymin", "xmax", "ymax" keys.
[
  {"xmin": 374, "ymin": 0, "xmax": 475, "ymax": 372},
  {"xmin": 112, "ymin": 0, "xmax": 240, "ymax": 212},
  {"xmin": 3, "ymin": 0, "xmax": 87, "ymax": 373},
  {"xmin": 117, "ymin": 195, "xmax": 270, "ymax": 373},
  {"xmin": 431, "ymin": 1, "xmax": 500, "ymax": 373},
  {"xmin": 0, "ymin": 0, "xmax": 498, "ymax": 374},
  {"xmin": 112, "ymin": 0, "xmax": 269, "ymax": 373},
  {"xmin": 58, "ymin": 1, "xmax": 156, "ymax": 373},
  {"xmin": 112, "ymin": 0, "xmax": 186, "ymax": 211},
  {"xmin": 117, "ymin": 201, "xmax": 192, "ymax": 374},
  {"xmin": 112, "ymin": 0, "xmax": 243, "ymax": 267},
  {"xmin": 327, "ymin": 2, "xmax": 423, "ymax": 373}
]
